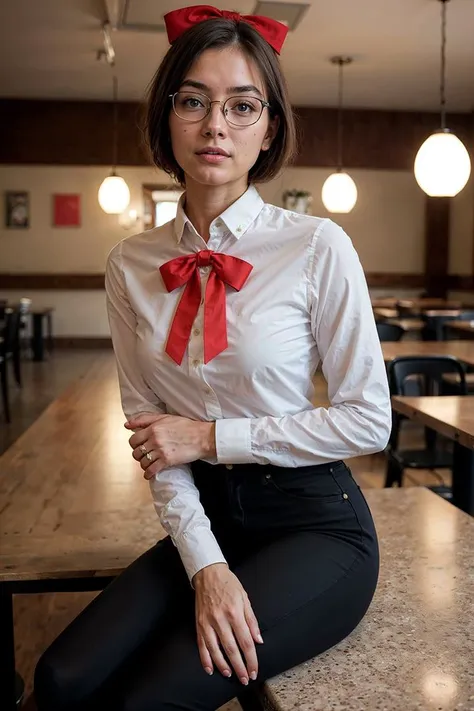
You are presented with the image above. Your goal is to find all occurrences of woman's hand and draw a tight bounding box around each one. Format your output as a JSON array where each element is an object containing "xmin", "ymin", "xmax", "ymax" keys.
[
  {"xmin": 125, "ymin": 413, "xmax": 216, "ymax": 479},
  {"xmin": 193, "ymin": 563, "xmax": 263, "ymax": 685}
]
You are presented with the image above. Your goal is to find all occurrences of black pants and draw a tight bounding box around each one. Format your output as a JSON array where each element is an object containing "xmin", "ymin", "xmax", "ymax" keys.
[{"xmin": 34, "ymin": 460, "xmax": 379, "ymax": 711}]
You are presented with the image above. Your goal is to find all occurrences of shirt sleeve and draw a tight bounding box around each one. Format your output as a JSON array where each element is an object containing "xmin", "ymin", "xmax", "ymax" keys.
[
  {"xmin": 105, "ymin": 243, "xmax": 227, "ymax": 583},
  {"xmin": 214, "ymin": 220, "xmax": 391, "ymax": 466}
]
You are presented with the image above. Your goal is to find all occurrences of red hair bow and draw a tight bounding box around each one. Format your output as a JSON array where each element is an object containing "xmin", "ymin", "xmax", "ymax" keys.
[{"xmin": 164, "ymin": 5, "xmax": 288, "ymax": 54}]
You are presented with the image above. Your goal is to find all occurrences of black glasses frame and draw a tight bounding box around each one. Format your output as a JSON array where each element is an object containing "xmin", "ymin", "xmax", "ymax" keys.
[{"xmin": 169, "ymin": 91, "xmax": 271, "ymax": 127}]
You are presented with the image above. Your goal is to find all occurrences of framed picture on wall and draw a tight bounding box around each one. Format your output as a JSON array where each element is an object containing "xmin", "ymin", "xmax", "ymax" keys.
[
  {"xmin": 53, "ymin": 194, "xmax": 81, "ymax": 227},
  {"xmin": 5, "ymin": 191, "xmax": 30, "ymax": 228}
]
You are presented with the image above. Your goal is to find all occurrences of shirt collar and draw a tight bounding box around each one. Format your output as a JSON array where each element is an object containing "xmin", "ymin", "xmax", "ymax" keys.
[{"xmin": 173, "ymin": 185, "xmax": 264, "ymax": 244}]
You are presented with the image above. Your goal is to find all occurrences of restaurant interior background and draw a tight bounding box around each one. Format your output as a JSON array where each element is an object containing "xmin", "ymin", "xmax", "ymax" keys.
[
  {"xmin": 1, "ymin": 2, "xmax": 474, "ymax": 710},
  {"xmin": 1, "ymin": 0, "xmax": 473, "ymax": 340}
]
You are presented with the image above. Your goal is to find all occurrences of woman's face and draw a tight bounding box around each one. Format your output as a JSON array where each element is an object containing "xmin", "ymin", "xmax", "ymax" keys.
[{"xmin": 169, "ymin": 45, "xmax": 278, "ymax": 190}]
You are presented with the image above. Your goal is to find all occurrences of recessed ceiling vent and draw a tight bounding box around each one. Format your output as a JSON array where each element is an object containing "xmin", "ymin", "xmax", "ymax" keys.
[{"xmin": 252, "ymin": 2, "xmax": 309, "ymax": 30}]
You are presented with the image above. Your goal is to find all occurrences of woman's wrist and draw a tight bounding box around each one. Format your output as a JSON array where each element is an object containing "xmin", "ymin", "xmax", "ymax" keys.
[
  {"xmin": 199, "ymin": 421, "xmax": 217, "ymax": 457},
  {"xmin": 193, "ymin": 562, "xmax": 229, "ymax": 589}
]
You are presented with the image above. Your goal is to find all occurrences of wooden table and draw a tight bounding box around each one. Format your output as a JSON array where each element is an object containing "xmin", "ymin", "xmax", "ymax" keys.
[
  {"xmin": 398, "ymin": 298, "xmax": 462, "ymax": 314},
  {"xmin": 445, "ymin": 320, "xmax": 474, "ymax": 338},
  {"xmin": 373, "ymin": 307, "xmax": 398, "ymax": 319},
  {"xmin": 382, "ymin": 340, "xmax": 474, "ymax": 366},
  {"xmin": 386, "ymin": 318, "xmax": 424, "ymax": 332},
  {"xmin": 0, "ymin": 354, "xmax": 165, "ymax": 710},
  {"xmin": 371, "ymin": 297, "xmax": 398, "ymax": 309},
  {"xmin": 263, "ymin": 488, "xmax": 474, "ymax": 711},
  {"xmin": 392, "ymin": 395, "xmax": 474, "ymax": 514},
  {"xmin": 29, "ymin": 307, "xmax": 54, "ymax": 361}
]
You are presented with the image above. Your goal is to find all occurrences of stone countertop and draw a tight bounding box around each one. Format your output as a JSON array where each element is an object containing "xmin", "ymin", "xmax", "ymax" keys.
[{"xmin": 263, "ymin": 488, "xmax": 474, "ymax": 711}]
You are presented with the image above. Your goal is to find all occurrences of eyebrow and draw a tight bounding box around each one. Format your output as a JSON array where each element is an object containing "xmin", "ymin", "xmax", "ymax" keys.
[{"xmin": 180, "ymin": 79, "xmax": 264, "ymax": 99}]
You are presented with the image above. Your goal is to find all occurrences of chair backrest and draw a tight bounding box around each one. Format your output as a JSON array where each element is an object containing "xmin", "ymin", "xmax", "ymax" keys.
[
  {"xmin": 388, "ymin": 356, "xmax": 467, "ymax": 397},
  {"xmin": 376, "ymin": 322, "xmax": 405, "ymax": 342},
  {"xmin": 1, "ymin": 307, "xmax": 21, "ymax": 355}
]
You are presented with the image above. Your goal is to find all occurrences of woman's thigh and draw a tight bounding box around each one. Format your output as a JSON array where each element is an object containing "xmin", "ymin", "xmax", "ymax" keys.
[
  {"xmin": 34, "ymin": 536, "xmax": 192, "ymax": 711},
  {"xmin": 110, "ymin": 526, "xmax": 379, "ymax": 711}
]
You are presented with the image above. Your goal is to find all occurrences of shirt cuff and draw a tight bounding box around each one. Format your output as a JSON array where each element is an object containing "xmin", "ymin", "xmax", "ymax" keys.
[
  {"xmin": 173, "ymin": 525, "xmax": 228, "ymax": 586},
  {"xmin": 215, "ymin": 418, "xmax": 254, "ymax": 464}
]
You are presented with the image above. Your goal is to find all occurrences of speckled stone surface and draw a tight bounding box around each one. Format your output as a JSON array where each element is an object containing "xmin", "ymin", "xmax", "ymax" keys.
[{"xmin": 263, "ymin": 488, "xmax": 474, "ymax": 711}]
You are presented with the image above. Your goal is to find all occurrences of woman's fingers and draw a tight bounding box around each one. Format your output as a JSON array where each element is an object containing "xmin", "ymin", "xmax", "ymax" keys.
[
  {"xmin": 215, "ymin": 619, "xmax": 250, "ymax": 684},
  {"xmin": 232, "ymin": 617, "xmax": 259, "ymax": 681},
  {"xmin": 244, "ymin": 597, "xmax": 264, "ymax": 645},
  {"xmin": 197, "ymin": 633, "xmax": 214, "ymax": 676},
  {"xmin": 203, "ymin": 626, "xmax": 233, "ymax": 678}
]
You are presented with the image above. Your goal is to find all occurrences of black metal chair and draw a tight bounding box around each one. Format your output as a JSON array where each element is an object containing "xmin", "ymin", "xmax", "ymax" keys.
[
  {"xmin": 3, "ymin": 307, "xmax": 22, "ymax": 386},
  {"xmin": 376, "ymin": 322, "xmax": 404, "ymax": 342},
  {"xmin": 0, "ymin": 307, "xmax": 23, "ymax": 422},
  {"xmin": 385, "ymin": 355, "xmax": 467, "ymax": 499}
]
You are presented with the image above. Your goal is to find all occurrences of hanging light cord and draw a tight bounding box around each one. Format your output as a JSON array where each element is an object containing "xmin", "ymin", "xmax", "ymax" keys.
[
  {"xmin": 439, "ymin": 0, "xmax": 448, "ymax": 130},
  {"xmin": 337, "ymin": 59, "xmax": 344, "ymax": 171},
  {"xmin": 112, "ymin": 74, "xmax": 118, "ymax": 175}
]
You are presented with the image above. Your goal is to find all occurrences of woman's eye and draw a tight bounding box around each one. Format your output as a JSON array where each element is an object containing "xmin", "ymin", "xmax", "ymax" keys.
[
  {"xmin": 230, "ymin": 101, "xmax": 257, "ymax": 113},
  {"xmin": 186, "ymin": 98, "xmax": 202, "ymax": 108}
]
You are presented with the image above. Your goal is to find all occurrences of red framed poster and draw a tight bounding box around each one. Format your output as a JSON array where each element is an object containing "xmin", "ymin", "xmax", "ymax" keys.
[{"xmin": 53, "ymin": 194, "xmax": 81, "ymax": 226}]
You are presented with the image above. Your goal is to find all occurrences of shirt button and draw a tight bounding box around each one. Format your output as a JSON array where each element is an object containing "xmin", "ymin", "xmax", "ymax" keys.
[
  {"xmin": 226, "ymin": 464, "xmax": 233, "ymax": 470},
  {"xmin": 204, "ymin": 386, "xmax": 212, "ymax": 394},
  {"xmin": 193, "ymin": 328, "xmax": 201, "ymax": 336},
  {"xmin": 192, "ymin": 359, "xmax": 201, "ymax": 367}
]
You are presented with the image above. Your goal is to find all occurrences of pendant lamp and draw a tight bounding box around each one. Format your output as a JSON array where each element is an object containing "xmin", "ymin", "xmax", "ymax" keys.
[
  {"xmin": 98, "ymin": 75, "xmax": 131, "ymax": 214},
  {"xmin": 414, "ymin": 0, "xmax": 471, "ymax": 197},
  {"xmin": 321, "ymin": 56, "xmax": 358, "ymax": 214}
]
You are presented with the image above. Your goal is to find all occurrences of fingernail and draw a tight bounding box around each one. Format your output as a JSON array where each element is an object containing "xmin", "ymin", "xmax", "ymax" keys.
[
  {"xmin": 257, "ymin": 634, "xmax": 264, "ymax": 644},
  {"xmin": 223, "ymin": 670, "xmax": 232, "ymax": 678},
  {"xmin": 250, "ymin": 671, "xmax": 257, "ymax": 681},
  {"xmin": 204, "ymin": 667, "xmax": 213, "ymax": 675},
  {"xmin": 240, "ymin": 677, "xmax": 249, "ymax": 686}
]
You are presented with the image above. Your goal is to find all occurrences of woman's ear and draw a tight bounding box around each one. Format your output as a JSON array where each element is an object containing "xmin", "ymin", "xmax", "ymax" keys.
[{"xmin": 261, "ymin": 115, "xmax": 280, "ymax": 151}]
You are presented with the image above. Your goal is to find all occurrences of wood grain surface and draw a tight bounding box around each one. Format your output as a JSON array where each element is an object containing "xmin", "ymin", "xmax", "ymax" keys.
[
  {"xmin": 445, "ymin": 320, "xmax": 474, "ymax": 334},
  {"xmin": 381, "ymin": 340, "xmax": 474, "ymax": 366},
  {"xmin": 0, "ymin": 353, "xmax": 165, "ymax": 582},
  {"xmin": 391, "ymin": 395, "xmax": 474, "ymax": 450}
]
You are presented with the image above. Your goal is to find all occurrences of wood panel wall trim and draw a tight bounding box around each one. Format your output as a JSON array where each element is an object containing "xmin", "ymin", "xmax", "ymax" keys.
[
  {"xmin": 1, "ymin": 272, "xmax": 472, "ymax": 292},
  {"xmin": 53, "ymin": 337, "xmax": 113, "ymax": 349},
  {"xmin": 424, "ymin": 197, "xmax": 451, "ymax": 299},
  {"xmin": 1, "ymin": 98, "xmax": 472, "ymax": 170},
  {"xmin": 0, "ymin": 274, "xmax": 105, "ymax": 290}
]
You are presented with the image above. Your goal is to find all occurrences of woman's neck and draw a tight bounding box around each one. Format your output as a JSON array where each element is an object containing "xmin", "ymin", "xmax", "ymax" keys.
[{"xmin": 183, "ymin": 180, "xmax": 248, "ymax": 243}]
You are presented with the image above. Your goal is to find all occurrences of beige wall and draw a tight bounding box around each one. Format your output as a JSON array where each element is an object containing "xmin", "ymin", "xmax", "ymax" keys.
[{"xmin": 0, "ymin": 165, "xmax": 472, "ymax": 336}]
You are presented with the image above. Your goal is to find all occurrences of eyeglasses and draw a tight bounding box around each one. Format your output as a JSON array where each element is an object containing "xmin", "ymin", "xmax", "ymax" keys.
[{"xmin": 169, "ymin": 91, "xmax": 271, "ymax": 127}]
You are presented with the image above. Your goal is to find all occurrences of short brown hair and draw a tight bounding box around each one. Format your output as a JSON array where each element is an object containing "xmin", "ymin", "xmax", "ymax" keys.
[{"xmin": 144, "ymin": 18, "xmax": 297, "ymax": 186}]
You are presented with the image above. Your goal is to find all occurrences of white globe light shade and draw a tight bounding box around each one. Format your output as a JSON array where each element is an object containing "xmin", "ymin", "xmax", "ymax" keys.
[
  {"xmin": 321, "ymin": 172, "xmax": 358, "ymax": 213},
  {"xmin": 414, "ymin": 131, "xmax": 471, "ymax": 197},
  {"xmin": 98, "ymin": 175, "xmax": 131, "ymax": 214}
]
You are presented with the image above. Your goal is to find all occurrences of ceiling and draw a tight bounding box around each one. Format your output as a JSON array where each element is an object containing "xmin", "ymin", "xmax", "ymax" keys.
[{"xmin": 0, "ymin": 0, "xmax": 473, "ymax": 112}]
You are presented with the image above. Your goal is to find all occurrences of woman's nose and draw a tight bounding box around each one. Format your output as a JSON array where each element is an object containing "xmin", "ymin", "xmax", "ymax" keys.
[{"xmin": 201, "ymin": 102, "xmax": 227, "ymax": 136}]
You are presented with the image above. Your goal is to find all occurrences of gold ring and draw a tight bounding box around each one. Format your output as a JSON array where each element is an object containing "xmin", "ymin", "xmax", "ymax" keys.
[
  {"xmin": 145, "ymin": 452, "xmax": 153, "ymax": 462},
  {"xmin": 140, "ymin": 444, "xmax": 148, "ymax": 454}
]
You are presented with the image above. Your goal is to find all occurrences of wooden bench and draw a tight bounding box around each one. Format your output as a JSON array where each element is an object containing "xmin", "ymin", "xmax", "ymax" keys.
[{"xmin": 260, "ymin": 488, "xmax": 474, "ymax": 711}]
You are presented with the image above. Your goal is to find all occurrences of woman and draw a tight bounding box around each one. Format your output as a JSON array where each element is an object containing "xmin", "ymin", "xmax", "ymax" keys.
[{"xmin": 34, "ymin": 6, "xmax": 391, "ymax": 710}]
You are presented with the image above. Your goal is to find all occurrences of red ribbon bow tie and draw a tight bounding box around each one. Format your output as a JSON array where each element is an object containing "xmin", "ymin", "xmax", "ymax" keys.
[
  {"xmin": 160, "ymin": 250, "xmax": 253, "ymax": 365},
  {"xmin": 164, "ymin": 5, "xmax": 288, "ymax": 54}
]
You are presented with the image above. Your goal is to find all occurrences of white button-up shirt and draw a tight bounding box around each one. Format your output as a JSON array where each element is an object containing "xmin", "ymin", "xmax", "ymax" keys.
[{"xmin": 105, "ymin": 186, "xmax": 391, "ymax": 583}]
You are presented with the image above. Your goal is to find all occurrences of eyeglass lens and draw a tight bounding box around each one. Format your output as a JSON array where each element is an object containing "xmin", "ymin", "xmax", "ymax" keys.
[{"xmin": 173, "ymin": 92, "xmax": 264, "ymax": 126}]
